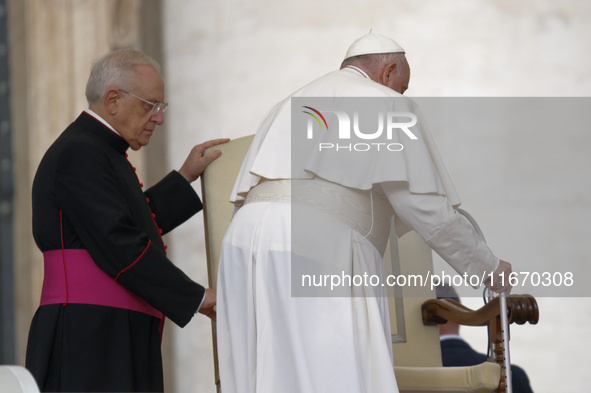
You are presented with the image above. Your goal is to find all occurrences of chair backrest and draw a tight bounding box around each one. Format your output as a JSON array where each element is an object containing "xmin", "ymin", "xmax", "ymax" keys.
[
  {"xmin": 0, "ymin": 365, "xmax": 41, "ymax": 393},
  {"xmin": 201, "ymin": 134, "xmax": 255, "ymax": 289},
  {"xmin": 201, "ymin": 135, "xmax": 255, "ymax": 391},
  {"xmin": 384, "ymin": 228, "xmax": 443, "ymax": 367}
]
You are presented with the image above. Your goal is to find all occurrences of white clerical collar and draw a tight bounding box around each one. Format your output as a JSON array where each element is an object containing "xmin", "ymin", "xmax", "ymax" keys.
[
  {"xmin": 84, "ymin": 108, "xmax": 121, "ymax": 136},
  {"xmin": 343, "ymin": 65, "xmax": 370, "ymax": 79}
]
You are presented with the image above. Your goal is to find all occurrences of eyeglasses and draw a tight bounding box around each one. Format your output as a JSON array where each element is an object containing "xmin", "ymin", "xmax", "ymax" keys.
[{"xmin": 120, "ymin": 89, "xmax": 168, "ymax": 114}]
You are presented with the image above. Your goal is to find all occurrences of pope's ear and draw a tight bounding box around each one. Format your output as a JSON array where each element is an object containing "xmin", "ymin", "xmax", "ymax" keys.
[
  {"xmin": 381, "ymin": 61, "xmax": 398, "ymax": 85},
  {"xmin": 104, "ymin": 88, "xmax": 121, "ymax": 115}
]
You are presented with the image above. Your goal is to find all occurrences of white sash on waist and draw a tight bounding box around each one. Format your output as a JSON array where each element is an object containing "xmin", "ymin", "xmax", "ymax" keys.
[{"xmin": 244, "ymin": 178, "xmax": 393, "ymax": 255}]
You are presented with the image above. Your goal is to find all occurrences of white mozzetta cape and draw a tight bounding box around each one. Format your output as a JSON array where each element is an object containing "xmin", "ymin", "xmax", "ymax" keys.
[
  {"xmin": 231, "ymin": 67, "xmax": 460, "ymax": 208},
  {"xmin": 229, "ymin": 66, "xmax": 498, "ymax": 280}
]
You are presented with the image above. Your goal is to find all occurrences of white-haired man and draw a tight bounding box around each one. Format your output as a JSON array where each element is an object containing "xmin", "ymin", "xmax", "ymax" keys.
[{"xmin": 26, "ymin": 49, "xmax": 227, "ymax": 392}]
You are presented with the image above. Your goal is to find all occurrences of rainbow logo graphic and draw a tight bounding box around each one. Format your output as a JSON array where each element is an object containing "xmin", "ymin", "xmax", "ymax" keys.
[{"xmin": 302, "ymin": 106, "xmax": 329, "ymax": 130}]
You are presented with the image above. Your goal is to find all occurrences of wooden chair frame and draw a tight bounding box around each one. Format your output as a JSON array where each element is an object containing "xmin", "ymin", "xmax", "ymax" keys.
[{"xmin": 422, "ymin": 295, "xmax": 539, "ymax": 392}]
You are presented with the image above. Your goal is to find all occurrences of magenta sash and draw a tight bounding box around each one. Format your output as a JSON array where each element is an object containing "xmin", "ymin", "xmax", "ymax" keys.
[{"xmin": 41, "ymin": 249, "xmax": 164, "ymax": 320}]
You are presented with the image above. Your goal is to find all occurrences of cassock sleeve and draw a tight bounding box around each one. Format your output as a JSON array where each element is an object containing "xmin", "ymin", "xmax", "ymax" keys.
[
  {"xmin": 54, "ymin": 145, "xmax": 204, "ymax": 327},
  {"xmin": 380, "ymin": 181, "xmax": 499, "ymax": 286},
  {"xmin": 144, "ymin": 170, "xmax": 203, "ymax": 235}
]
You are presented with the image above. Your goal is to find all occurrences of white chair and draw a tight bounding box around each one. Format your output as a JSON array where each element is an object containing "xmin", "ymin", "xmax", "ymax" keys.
[
  {"xmin": 201, "ymin": 135, "xmax": 539, "ymax": 393},
  {"xmin": 0, "ymin": 365, "xmax": 41, "ymax": 393},
  {"xmin": 385, "ymin": 230, "xmax": 538, "ymax": 392}
]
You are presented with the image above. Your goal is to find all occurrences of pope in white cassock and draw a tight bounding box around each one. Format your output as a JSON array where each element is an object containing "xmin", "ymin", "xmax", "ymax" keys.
[{"xmin": 216, "ymin": 32, "xmax": 513, "ymax": 393}]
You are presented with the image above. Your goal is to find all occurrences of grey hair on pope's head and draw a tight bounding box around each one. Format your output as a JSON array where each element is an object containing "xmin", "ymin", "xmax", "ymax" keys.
[
  {"xmin": 341, "ymin": 52, "xmax": 407, "ymax": 77},
  {"xmin": 85, "ymin": 49, "xmax": 161, "ymax": 106}
]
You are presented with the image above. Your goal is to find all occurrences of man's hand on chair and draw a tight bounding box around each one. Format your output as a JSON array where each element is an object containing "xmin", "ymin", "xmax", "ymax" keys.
[
  {"xmin": 178, "ymin": 138, "xmax": 230, "ymax": 183},
  {"xmin": 199, "ymin": 288, "xmax": 217, "ymax": 321}
]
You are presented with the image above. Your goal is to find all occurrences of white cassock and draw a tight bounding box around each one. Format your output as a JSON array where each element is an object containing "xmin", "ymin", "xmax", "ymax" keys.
[{"xmin": 216, "ymin": 66, "xmax": 499, "ymax": 393}]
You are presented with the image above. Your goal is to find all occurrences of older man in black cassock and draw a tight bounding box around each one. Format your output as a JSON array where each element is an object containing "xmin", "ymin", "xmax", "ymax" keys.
[{"xmin": 25, "ymin": 49, "xmax": 227, "ymax": 392}]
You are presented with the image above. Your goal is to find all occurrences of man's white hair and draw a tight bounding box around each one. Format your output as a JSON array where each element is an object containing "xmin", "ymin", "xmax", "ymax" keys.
[{"xmin": 85, "ymin": 49, "xmax": 161, "ymax": 105}]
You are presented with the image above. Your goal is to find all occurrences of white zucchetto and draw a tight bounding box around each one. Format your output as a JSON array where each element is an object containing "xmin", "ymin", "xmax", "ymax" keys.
[{"xmin": 344, "ymin": 32, "xmax": 405, "ymax": 60}]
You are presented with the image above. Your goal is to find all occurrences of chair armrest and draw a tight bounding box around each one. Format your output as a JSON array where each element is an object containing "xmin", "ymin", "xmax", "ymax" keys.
[
  {"xmin": 422, "ymin": 295, "xmax": 539, "ymax": 327},
  {"xmin": 421, "ymin": 295, "xmax": 538, "ymax": 393}
]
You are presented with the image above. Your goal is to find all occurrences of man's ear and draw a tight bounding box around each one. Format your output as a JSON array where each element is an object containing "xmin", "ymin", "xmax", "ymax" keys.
[
  {"xmin": 104, "ymin": 88, "xmax": 121, "ymax": 115},
  {"xmin": 381, "ymin": 61, "xmax": 398, "ymax": 85}
]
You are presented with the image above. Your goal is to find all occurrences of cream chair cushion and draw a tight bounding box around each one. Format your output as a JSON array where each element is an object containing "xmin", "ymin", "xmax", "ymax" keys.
[{"xmin": 394, "ymin": 363, "xmax": 501, "ymax": 393}]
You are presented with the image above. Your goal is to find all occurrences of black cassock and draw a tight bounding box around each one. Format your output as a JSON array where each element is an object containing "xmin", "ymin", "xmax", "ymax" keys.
[{"xmin": 26, "ymin": 112, "xmax": 206, "ymax": 392}]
